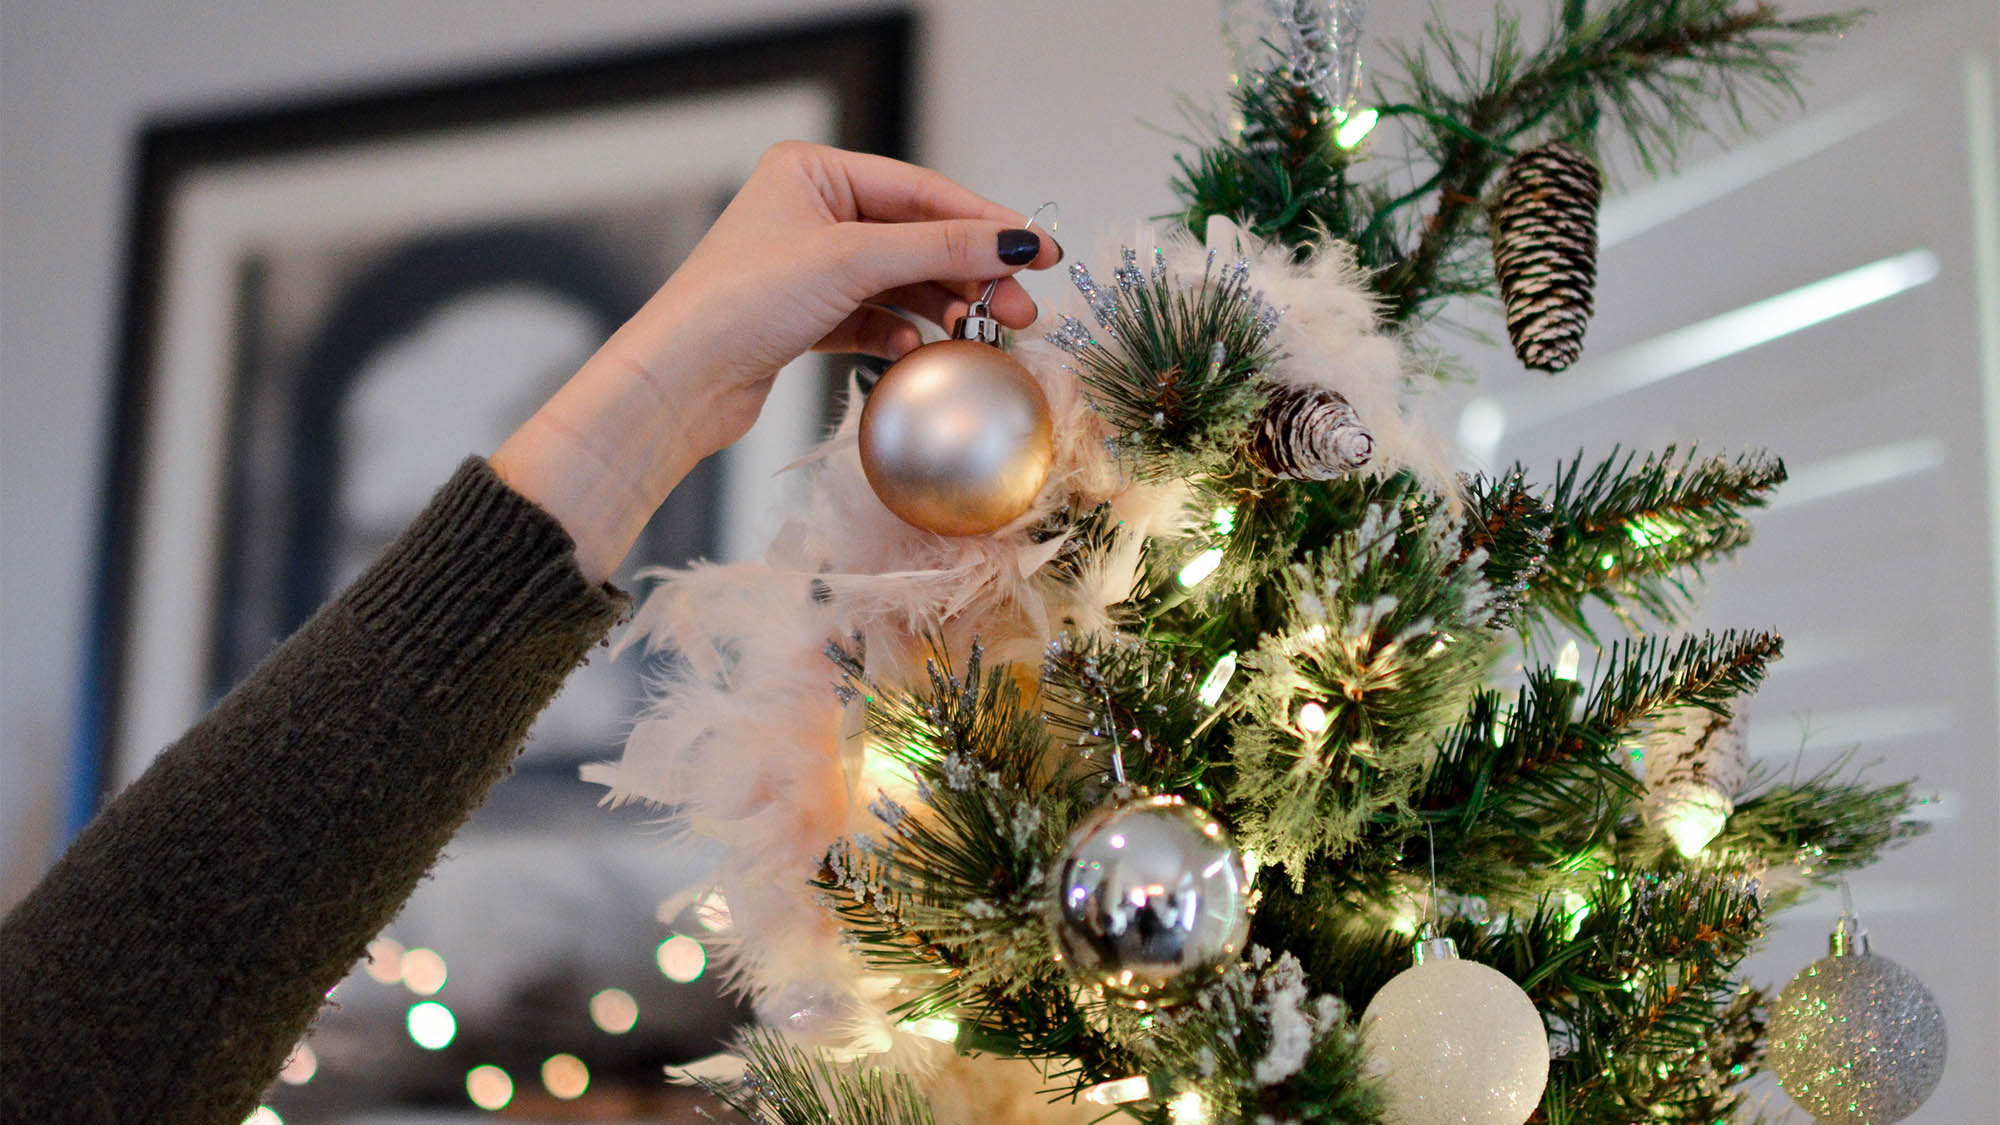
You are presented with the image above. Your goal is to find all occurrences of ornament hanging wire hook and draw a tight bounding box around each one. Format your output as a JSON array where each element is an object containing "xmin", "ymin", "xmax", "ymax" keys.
[
  {"xmin": 978, "ymin": 201, "xmax": 1061, "ymax": 307},
  {"xmin": 1831, "ymin": 873, "xmax": 1869, "ymax": 956},
  {"xmin": 1099, "ymin": 679, "xmax": 1127, "ymax": 788},
  {"xmin": 1424, "ymin": 821, "xmax": 1440, "ymax": 935}
]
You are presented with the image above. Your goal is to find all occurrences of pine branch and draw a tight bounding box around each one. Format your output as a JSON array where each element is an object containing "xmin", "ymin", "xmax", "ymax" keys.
[
  {"xmin": 1040, "ymin": 635, "xmax": 1228, "ymax": 796},
  {"xmin": 1497, "ymin": 873, "xmax": 1766, "ymax": 1121},
  {"xmin": 1119, "ymin": 949, "xmax": 1387, "ymax": 1124},
  {"xmin": 1711, "ymin": 756, "xmax": 1927, "ymax": 889},
  {"xmin": 1227, "ymin": 501, "xmax": 1505, "ymax": 881},
  {"xmin": 1312, "ymin": 630, "xmax": 1781, "ymax": 909},
  {"xmin": 1048, "ymin": 248, "xmax": 1281, "ymax": 476},
  {"xmin": 1371, "ymin": 1, "xmax": 1863, "ymax": 322},
  {"xmin": 692, "ymin": 1027, "xmax": 937, "ymax": 1125},
  {"xmin": 821, "ymin": 643, "xmax": 1088, "ymax": 1012},
  {"xmin": 1509, "ymin": 446, "xmax": 1786, "ymax": 639}
]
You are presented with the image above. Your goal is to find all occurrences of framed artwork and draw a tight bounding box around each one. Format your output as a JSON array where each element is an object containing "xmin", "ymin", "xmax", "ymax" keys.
[
  {"xmin": 80, "ymin": 13, "xmax": 912, "ymax": 1112},
  {"xmin": 85, "ymin": 11, "xmax": 911, "ymax": 800}
]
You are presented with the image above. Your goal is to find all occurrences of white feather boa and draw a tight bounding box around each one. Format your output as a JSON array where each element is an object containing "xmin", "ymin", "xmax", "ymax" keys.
[{"xmin": 583, "ymin": 220, "xmax": 1440, "ymax": 1117}]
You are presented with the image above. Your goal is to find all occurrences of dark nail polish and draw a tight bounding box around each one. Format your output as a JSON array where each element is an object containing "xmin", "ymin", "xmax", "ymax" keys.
[{"xmin": 997, "ymin": 229, "xmax": 1041, "ymax": 265}]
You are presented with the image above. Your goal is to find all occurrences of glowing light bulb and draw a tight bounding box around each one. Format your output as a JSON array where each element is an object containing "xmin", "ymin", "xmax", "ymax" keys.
[
  {"xmin": 1169, "ymin": 1089, "xmax": 1211, "ymax": 1123},
  {"xmin": 1177, "ymin": 548, "xmax": 1225, "ymax": 587},
  {"xmin": 1661, "ymin": 799, "xmax": 1731, "ymax": 857},
  {"xmin": 1083, "ymin": 1075, "xmax": 1152, "ymax": 1104},
  {"xmin": 1197, "ymin": 651, "xmax": 1238, "ymax": 707},
  {"xmin": 1297, "ymin": 701, "xmax": 1331, "ymax": 734},
  {"xmin": 900, "ymin": 1017, "xmax": 960, "ymax": 1042},
  {"xmin": 1334, "ymin": 106, "xmax": 1379, "ymax": 148},
  {"xmin": 1554, "ymin": 640, "xmax": 1581, "ymax": 682},
  {"xmin": 407, "ymin": 1002, "xmax": 456, "ymax": 1050},
  {"xmin": 466, "ymin": 1065, "xmax": 514, "ymax": 1111}
]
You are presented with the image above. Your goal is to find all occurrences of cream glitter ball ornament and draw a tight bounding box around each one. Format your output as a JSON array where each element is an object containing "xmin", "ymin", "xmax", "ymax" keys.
[
  {"xmin": 1359, "ymin": 934, "xmax": 1550, "ymax": 1125},
  {"xmin": 858, "ymin": 298, "xmax": 1053, "ymax": 537}
]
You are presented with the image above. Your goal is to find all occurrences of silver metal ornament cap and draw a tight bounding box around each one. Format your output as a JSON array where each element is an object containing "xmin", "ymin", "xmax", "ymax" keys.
[
  {"xmin": 952, "ymin": 299, "xmax": 1004, "ymax": 345},
  {"xmin": 1413, "ymin": 932, "xmax": 1459, "ymax": 966},
  {"xmin": 1829, "ymin": 913, "xmax": 1871, "ymax": 958}
]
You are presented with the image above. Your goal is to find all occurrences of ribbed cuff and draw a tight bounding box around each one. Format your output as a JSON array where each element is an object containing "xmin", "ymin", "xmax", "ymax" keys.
[{"xmin": 344, "ymin": 457, "xmax": 628, "ymax": 702}]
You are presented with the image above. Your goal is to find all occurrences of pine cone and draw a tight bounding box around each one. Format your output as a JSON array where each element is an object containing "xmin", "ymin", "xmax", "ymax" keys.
[
  {"xmin": 1490, "ymin": 140, "xmax": 1603, "ymax": 373},
  {"xmin": 1248, "ymin": 383, "xmax": 1374, "ymax": 480}
]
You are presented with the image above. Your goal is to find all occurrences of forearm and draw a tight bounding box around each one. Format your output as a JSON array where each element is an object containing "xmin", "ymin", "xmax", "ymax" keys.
[{"xmin": 0, "ymin": 459, "xmax": 626, "ymax": 1124}]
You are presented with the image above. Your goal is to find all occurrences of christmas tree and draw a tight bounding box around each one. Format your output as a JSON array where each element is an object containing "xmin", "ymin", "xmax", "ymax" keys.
[{"xmin": 587, "ymin": 2, "xmax": 1940, "ymax": 1121}]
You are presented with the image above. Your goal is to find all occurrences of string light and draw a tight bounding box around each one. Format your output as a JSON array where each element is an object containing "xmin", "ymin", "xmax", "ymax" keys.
[
  {"xmin": 1297, "ymin": 701, "xmax": 1332, "ymax": 734},
  {"xmin": 1197, "ymin": 651, "xmax": 1238, "ymax": 707},
  {"xmin": 541, "ymin": 1054, "xmax": 590, "ymax": 1100},
  {"xmin": 1334, "ymin": 106, "xmax": 1380, "ymax": 148},
  {"xmin": 407, "ymin": 1001, "xmax": 457, "ymax": 1050},
  {"xmin": 1177, "ymin": 548, "xmax": 1225, "ymax": 587},
  {"xmin": 900, "ymin": 1017, "xmax": 960, "ymax": 1042},
  {"xmin": 1554, "ymin": 640, "xmax": 1581, "ymax": 682},
  {"xmin": 589, "ymin": 988, "xmax": 639, "ymax": 1034},
  {"xmin": 1169, "ymin": 1089, "xmax": 1211, "ymax": 1123},
  {"xmin": 1082, "ymin": 1075, "xmax": 1152, "ymax": 1104},
  {"xmin": 466, "ymin": 1065, "xmax": 514, "ymax": 1111}
]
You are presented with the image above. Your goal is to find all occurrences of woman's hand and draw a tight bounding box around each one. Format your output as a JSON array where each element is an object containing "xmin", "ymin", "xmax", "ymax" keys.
[{"xmin": 491, "ymin": 142, "xmax": 1061, "ymax": 583}]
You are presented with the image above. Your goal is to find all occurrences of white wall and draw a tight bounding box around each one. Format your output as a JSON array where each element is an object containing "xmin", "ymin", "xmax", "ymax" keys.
[{"xmin": 3, "ymin": 0, "xmax": 1993, "ymax": 1118}]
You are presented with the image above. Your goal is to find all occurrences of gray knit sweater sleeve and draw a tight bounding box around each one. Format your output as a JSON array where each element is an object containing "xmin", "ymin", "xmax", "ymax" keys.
[{"xmin": 1, "ymin": 458, "xmax": 629, "ymax": 1123}]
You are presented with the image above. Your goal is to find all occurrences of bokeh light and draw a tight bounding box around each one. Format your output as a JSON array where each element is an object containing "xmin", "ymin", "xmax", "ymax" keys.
[
  {"xmin": 364, "ymin": 938, "xmax": 404, "ymax": 984},
  {"xmin": 541, "ymin": 1053, "xmax": 590, "ymax": 1100},
  {"xmin": 242, "ymin": 1108, "xmax": 282, "ymax": 1125},
  {"xmin": 655, "ymin": 934, "xmax": 706, "ymax": 983},
  {"xmin": 465, "ymin": 1065, "xmax": 514, "ymax": 1111},
  {"xmin": 400, "ymin": 947, "xmax": 448, "ymax": 995},
  {"xmin": 589, "ymin": 987, "xmax": 639, "ymax": 1034},
  {"xmin": 277, "ymin": 1043, "xmax": 316, "ymax": 1085},
  {"xmin": 407, "ymin": 1001, "xmax": 457, "ymax": 1050}
]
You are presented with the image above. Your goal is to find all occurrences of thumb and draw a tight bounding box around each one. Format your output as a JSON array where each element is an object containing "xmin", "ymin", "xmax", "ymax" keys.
[{"xmin": 825, "ymin": 219, "xmax": 1049, "ymax": 300}]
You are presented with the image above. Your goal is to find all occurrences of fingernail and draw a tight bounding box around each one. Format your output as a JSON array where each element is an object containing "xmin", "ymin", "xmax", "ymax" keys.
[
  {"xmin": 1052, "ymin": 239, "xmax": 1065, "ymax": 264},
  {"xmin": 997, "ymin": 229, "xmax": 1041, "ymax": 266}
]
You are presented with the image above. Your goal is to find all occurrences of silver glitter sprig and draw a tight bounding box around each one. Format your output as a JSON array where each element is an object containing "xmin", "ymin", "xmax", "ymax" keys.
[{"xmin": 1070, "ymin": 262, "xmax": 1119, "ymax": 327}]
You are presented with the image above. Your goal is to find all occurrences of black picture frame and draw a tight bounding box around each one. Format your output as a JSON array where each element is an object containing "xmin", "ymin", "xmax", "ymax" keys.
[{"xmin": 77, "ymin": 12, "xmax": 914, "ymax": 828}]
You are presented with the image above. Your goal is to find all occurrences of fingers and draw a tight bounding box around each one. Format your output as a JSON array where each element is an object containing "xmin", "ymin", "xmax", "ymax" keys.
[
  {"xmin": 871, "ymin": 279, "xmax": 1039, "ymax": 331},
  {"xmin": 813, "ymin": 306, "xmax": 923, "ymax": 360},
  {"xmin": 830, "ymin": 219, "xmax": 1062, "ymax": 302},
  {"xmin": 804, "ymin": 144, "xmax": 1022, "ymax": 227}
]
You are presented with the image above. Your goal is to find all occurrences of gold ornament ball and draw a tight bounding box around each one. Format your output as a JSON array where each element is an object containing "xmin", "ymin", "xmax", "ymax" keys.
[{"xmin": 859, "ymin": 339, "xmax": 1053, "ymax": 536}]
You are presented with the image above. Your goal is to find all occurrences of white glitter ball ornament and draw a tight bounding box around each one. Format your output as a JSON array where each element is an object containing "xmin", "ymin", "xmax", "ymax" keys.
[
  {"xmin": 1359, "ymin": 936, "xmax": 1549, "ymax": 1125},
  {"xmin": 1768, "ymin": 917, "xmax": 1946, "ymax": 1124}
]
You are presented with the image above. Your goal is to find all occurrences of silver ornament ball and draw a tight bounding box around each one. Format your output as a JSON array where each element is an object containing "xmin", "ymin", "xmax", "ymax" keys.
[
  {"xmin": 1359, "ymin": 937, "xmax": 1549, "ymax": 1125},
  {"xmin": 858, "ymin": 338, "xmax": 1053, "ymax": 537},
  {"xmin": 1768, "ymin": 925, "xmax": 1946, "ymax": 1124},
  {"xmin": 1048, "ymin": 793, "xmax": 1251, "ymax": 1007}
]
